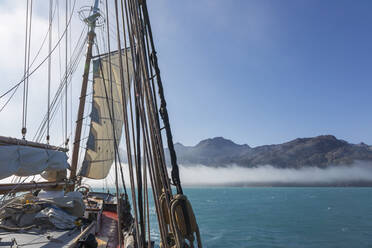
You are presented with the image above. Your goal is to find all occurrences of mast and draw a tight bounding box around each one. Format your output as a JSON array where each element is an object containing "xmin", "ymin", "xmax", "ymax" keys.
[{"xmin": 69, "ymin": 0, "xmax": 100, "ymax": 189}]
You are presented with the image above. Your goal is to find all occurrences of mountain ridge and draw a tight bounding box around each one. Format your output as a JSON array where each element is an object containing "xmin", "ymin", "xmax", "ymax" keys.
[{"xmin": 166, "ymin": 135, "xmax": 372, "ymax": 168}]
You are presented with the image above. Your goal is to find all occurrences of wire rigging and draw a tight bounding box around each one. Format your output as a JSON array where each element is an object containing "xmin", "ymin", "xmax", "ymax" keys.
[
  {"xmin": 33, "ymin": 31, "xmax": 87, "ymax": 142},
  {"xmin": 22, "ymin": 0, "xmax": 33, "ymax": 139},
  {"xmin": 0, "ymin": 2, "xmax": 58, "ymax": 113},
  {"xmin": 0, "ymin": 0, "xmax": 77, "ymax": 111},
  {"xmin": 21, "ymin": 0, "xmax": 29, "ymax": 138},
  {"xmin": 65, "ymin": 0, "xmax": 69, "ymax": 147},
  {"xmin": 47, "ymin": 0, "xmax": 53, "ymax": 143},
  {"xmin": 104, "ymin": 0, "xmax": 122, "ymax": 245}
]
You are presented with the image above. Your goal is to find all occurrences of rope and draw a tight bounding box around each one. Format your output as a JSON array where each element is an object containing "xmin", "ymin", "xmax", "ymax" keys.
[
  {"xmin": 33, "ymin": 31, "xmax": 87, "ymax": 142},
  {"xmin": 47, "ymin": 0, "xmax": 53, "ymax": 143},
  {"xmin": 118, "ymin": 1, "xmax": 204, "ymax": 247},
  {"xmin": 114, "ymin": 0, "xmax": 147, "ymax": 246},
  {"xmin": 0, "ymin": 0, "xmax": 77, "ymax": 109},
  {"xmin": 141, "ymin": 0, "xmax": 184, "ymax": 195},
  {"xmin": 21, "ymin": 0, "xmax": 29, "ymax": 137},
  {"xmin": 65, "ymin": 0, "xmax": 69, "ymax": 147},
  {"xmin": 111, "ymin": 2, "xmax": 128, "ymax": 199},
  {"xmin": 104, "ymin": 1, "xmax": 123, "ymax": 245},
  {"xmin": 0, "ymin": 2, "xmax": 58, "ymax": 113},
  {"xmin": 21, "ymin": 0, "xmax": 33, "ymax": 139},
  {"xmin": 25, "ymin": 0, "xmax": 33, "ymax": 136},
  {"xmin": 108, "ymin": 0, "xmax": 143, "ymax": 245},
  {"xmin": 21, "ymin": 0, "xmax": 29, "ymax": 139},
  {"xmin": 170, "ymin": 195, "xmax": 202, "ymax": 248},
  {"xmin": 122, "ymin": 0, "xmax": 170, "ymax": 245},
  {"xmin": 143, "ymin": 142, "xmax": 151, "ymax": 247}
]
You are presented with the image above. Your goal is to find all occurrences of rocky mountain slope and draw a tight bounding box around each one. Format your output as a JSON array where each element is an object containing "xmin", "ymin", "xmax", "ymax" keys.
[{"xmin": 166, "ymin": 135, "xmax": 372, "ymax": 168}]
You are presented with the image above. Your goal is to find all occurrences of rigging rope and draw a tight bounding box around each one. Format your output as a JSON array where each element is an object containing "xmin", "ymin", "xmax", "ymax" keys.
[
  {"xmin": 65, "ymin": 0, "xmax": 69, "ymax": 147},
  {"xmin": 33, "ymin": 33, "xmax": 87, "ymax": 142},
  {"xmin": 21, "ymin": 0, "xmax": 33, "ymax": 139},
  {"xmin": 117, "ymin": 1, "xmax": 202, "ymax": 247},
  {"xmin": 0, "ymin": 2, "xmax": 58, "ymax": 113},
  {"xmin": 104, "ymin": 0, "xmax": 122, "ymax": 245},
  {"xmin": 0, "ymin": 0, "xmax": 77, "ymax": 112},
  {"xmin": 25, "ymin": 0, "xmax": 33, "ymax": 137},
  {"xmin": 141, "ymin": 0, "xmax": 183, "ymax": 195},
  {"xmin": 114, "ymin": 0, "xmax": 147, "ymax": 245},
  {"xmin": 47, "ymin": 0, "xmax": 53, "ymax": 143},
  {"xmin": 122, "ymin": 0, "xmax": 169, "ymax": 245},
  {"xmin": 21, "ymin": 0, "xmax": 29, "ymax": 138}
]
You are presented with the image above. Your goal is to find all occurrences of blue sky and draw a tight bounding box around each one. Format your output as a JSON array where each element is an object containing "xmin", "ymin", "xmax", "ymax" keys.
[
  {"xmin": 0, "ymin": 0, "xmax": 371, "ymax": 148},
  {"xmin": 144, "ymin": 0, "xmax": 372, "ymax": 147}
]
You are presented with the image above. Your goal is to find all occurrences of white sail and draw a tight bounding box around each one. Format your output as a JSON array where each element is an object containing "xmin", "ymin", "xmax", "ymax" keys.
[
  {"xmin": 79, "ymin": 50, "xmax": 133, "ymax": 179},
  {"xmin": 0, "ymin": 145, "xmax": 69, "ymax": 180}
]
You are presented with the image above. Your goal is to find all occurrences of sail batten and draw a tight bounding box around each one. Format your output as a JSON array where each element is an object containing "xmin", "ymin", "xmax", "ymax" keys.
[{"xmin": 78, "ymin": 49, "xmax": 133, "ymax": 179}]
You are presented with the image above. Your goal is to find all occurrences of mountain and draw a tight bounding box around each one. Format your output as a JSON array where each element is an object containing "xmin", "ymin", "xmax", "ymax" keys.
[
  {"xmin": 173, "ymin": 137, "xmax": 250, "ymax": 166},
  {"xmin": 166, "ymin": 135, "xmax": 372, "ymax": 168}
]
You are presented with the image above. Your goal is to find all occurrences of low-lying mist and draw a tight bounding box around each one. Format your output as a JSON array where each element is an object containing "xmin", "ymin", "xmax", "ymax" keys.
[
  {"xmin": 178, "ymin": 162, "xmax": 372, "ymax": 186},
  {"xmin": 82, "ymin": 162, "xmax": 372, "ymax": 187},
  {"xmin": 7, "ymin": 162, "xmax": 371, "ymax": 187}
]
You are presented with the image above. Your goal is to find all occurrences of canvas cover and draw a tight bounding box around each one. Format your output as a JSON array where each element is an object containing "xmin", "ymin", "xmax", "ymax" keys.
[{"xmin": 0, "ymin": 145, "xmax": 69, "ymax": 180}]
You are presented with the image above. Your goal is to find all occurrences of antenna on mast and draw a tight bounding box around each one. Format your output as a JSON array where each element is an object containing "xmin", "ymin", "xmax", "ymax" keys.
[{"xmin": 78, "ymin": 0, "xmax": 104, "ymax": 29}]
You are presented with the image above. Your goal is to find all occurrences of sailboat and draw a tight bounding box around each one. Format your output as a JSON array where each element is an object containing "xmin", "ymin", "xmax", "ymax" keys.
[{"xmin": 0, "ymin": 0, "xmax": 202, "ymax": 247}]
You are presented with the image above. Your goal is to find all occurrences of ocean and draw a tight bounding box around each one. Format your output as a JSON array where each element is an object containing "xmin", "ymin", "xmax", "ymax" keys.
[{"xmin": 142, "ymin": 187, "xmax": 372, "ymax": 248}]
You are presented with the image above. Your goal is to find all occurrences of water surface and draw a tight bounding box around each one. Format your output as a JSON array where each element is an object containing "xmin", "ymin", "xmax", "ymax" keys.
[
  {"xmin": 102, "ymin": 187, "xmax": 372, "ymax": 248},
  {"xmin": 182, "ymin": 187, "xmax": 372, "ymax": 248}
]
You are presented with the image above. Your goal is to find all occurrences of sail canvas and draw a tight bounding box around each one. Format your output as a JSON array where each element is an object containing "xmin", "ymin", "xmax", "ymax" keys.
[{"xmin": 79, "ymin": 50, "xmax": 133, "ymax": 179}]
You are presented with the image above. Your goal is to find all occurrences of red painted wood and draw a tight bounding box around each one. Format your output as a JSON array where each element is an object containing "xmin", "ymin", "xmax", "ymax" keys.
[{"xmin": 98, "ymin": 211, "xmax": 119, "ymax": 248}]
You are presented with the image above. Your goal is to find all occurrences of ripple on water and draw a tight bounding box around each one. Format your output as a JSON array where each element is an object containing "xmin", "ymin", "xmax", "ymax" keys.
[{"xmin": 130, "ymin": 187, "xmax": 372, "ymax": 248}]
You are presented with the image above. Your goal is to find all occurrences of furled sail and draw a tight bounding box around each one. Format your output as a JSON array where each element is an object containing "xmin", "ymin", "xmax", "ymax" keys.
[
  {"xmin": 79, "ymin": 50, "xmax": 133, "ymax": 179},
  {"xmin": 0, "ymin": 145, "xmax": 69, "ymax": 180}
]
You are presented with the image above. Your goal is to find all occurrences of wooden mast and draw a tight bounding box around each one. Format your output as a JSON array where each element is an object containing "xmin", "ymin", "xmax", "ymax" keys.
[{"xmin": 69, "ymin": 0, "xmax": 100, "ymax": 189}]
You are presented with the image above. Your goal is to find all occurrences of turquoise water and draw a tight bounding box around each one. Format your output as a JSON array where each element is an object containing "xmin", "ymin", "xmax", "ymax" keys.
[
  {"xmin": 182, "ymin": 187, "xmax": 372, "ymax": 248},
  {"xmin": 106, "ymin": 187, "xmax": 372, "ymax": 247}
]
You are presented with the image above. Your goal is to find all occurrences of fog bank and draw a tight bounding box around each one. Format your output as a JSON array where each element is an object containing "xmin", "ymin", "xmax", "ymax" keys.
[
  {"xmin": 81, "ymin": 162, "xmax": 372, "ymax": 187},
  {"xmin": 178, "ymin": 163, "xmax": 372, "ymax": 186}
]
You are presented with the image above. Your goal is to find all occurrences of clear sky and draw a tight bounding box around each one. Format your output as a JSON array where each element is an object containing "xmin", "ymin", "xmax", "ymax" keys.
[
  {"xmin": 147, "ymin": 0, "xmax": 372, "ymax": 147},
  {"xmin": 0, "ymin": 0, "xmax": 372, "ymax": 148}
]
